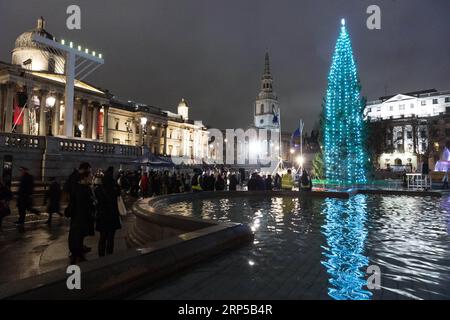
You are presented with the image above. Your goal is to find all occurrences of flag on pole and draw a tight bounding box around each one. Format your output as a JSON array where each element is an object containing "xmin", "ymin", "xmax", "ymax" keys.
[{"xmin": 13, "ymin": 97, "xmax": 24, "ymax": 126}]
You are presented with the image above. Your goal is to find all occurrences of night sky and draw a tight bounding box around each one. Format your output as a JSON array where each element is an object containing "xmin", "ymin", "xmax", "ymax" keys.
[{"xmin": 0, "ymin": 0, "xmax": 449, "ymax": 132}]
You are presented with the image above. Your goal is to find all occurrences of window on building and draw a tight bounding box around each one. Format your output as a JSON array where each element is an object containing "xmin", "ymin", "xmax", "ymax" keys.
[
  {"xmin": 260, "ymin": 104, "xmax": 264, "ymax": 114},
  {"xmin": 399, "ymin": 104, "xmax": 405, "ymax": 110},
  {"xmin": 115, "ymin": 119, "xmax": 119, "ymax": 130},
  {"xmin": 422, "ymin": 143, "xmax": 427, "ymax": 151},
  {"xmin": 260, "ymin": 119, "xmax": 264, "ymax": 125},
  {"xmin": 377, "ymin": 106, "xmax": 381, "ymax": 112},
  {"xmin": 433, "ymin": 99, "xmax": 438, "ymax": 104},
  {"xmin": 389, "ymin": 106, "xmax": 394, "ymax": 111},
  {"xmin": 445, "ymin": 97, "xmax": 450, "ymax": 103},
  {"xmin": 407, "ymin": 131, "xmax": 412, "ymax": 139},
  {"xmin": 446, "ymin": 106, "xmax": 450, "ymax": 114},
  {"xmin": 410, "ymin": 104, "xmax": 414, "ymax": 109},
  {"xmin": 421, "ymin": 101, "xmax": 426, "ymax": 106},
  {"xmin": 367, "ymin": 107, "xmax": 371, "ymax": 112}
]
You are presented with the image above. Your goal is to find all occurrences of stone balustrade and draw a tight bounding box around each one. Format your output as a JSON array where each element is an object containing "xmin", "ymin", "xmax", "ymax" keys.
[
  {"xmin": 0, "ymin": 132, "xmax": 145, "ymax": 180},
  {"xmin": 0, "ymin": 133, "xmax": 43, "ymax": 149}
]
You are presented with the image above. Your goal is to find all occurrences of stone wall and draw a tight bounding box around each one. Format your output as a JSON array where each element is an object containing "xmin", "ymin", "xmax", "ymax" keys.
[{"xmin": 0, "ymin": 133, "xmax": 143, "ymax": 181}]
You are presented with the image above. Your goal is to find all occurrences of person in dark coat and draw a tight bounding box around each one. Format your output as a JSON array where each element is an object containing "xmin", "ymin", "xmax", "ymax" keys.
[
  {"xmin": 229, "ymin": 174, "xmax": 238, "ymax": 191},
  {"xmin": 15, "ymin": 167, "xmax": 40, "ymax": 226},
  {"xmin": 247, "ymin": 173, "xmax": 259, "ymax": 191},
  {"xmin": 274, "ymin": 173, "xmax": 282, "ymax": 190},
  {"xmin": 68, "ymin": 163, "xmax": 96, "ymax": 264},
  {"xmin": 0, "ymin": 181, "xmax": 12, "ymax": 229},
  {"xmin": 300, "ymin": 169, "xmax": 313, "ymax": 192},
  {"xmin": 206, "ymin": 174, "xmax": 216, "ymax": 191},
  {"xmin": 215, "ymin": 174, "xmax": 225, "ymax": 191},
  {"xmin": 265, "ymin": 175, "xmax": 273, "ymax": 191},
  {"xmin": 94, "ymin": 167, "xmax": 121, "ymax": 257},
  {"xmin": 44, "ymin": 177, "xmax": 62, "ymax": 225}
]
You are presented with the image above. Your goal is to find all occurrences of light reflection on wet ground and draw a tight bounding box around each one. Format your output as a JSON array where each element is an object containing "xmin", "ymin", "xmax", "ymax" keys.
[{"xmin": 137, "ymin": 194, "xmax": 450, "ymax": 300}]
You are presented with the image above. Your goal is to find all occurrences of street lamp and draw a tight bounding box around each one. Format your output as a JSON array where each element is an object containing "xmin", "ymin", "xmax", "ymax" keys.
[
  {"xmin": 296, "ymin": 155, "xmax": 304, "ymax": 170},
  {"xmin": 78, "ymin": 123, "xmax": 84, "ymax": 132},
  {"xmin": 140, "ymin": 117, "xmax": 148, "ymax": 146},
  {"xmin": 45, "ymin": 95, "xmax": 57, "ymax": 136},
  {"xmin": 46, "ymin": 96, "xmax": 56, "ymax": 108}
]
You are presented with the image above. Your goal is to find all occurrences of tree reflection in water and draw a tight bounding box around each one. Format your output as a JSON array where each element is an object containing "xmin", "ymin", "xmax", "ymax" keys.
[{"xmin": 321, "ymin": 195, "xmax": 372, "ymax": 300}]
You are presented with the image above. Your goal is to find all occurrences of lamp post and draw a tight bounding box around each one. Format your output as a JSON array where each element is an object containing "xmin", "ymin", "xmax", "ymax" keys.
[
  {"xmin": 140, "ymin": 117, "xmax": 148, "ymax": 146},
  {"xmin": 299, "ymin": 119, "xmax": 304, "ymax": 171},
  {"xmin": 45, "ymin": 95, "xmax": 56, "ymax": 136},
  {"xmin": 78, "ymin": 123, "xmax": 84, "ymax": 137}
]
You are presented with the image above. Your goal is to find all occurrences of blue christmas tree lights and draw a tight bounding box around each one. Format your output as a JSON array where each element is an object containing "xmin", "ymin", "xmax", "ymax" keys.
[{"xmin": 323, "ymin": 19, "xmax": 367, "ymax": 184}]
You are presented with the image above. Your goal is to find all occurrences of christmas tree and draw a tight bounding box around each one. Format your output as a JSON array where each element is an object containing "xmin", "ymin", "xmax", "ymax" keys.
[{"xmin": 323, "ymin": 19, "xmax": 367, "ymax": 184}]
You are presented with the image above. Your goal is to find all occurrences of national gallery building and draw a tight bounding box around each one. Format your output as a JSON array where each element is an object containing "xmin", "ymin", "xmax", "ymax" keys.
[{"xmin": 0, "ymin": 18, "xmax": 210, "ymax": 180}]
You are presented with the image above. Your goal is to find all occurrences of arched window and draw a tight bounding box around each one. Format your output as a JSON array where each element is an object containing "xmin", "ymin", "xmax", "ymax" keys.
[
  {"xmin": 260, "ymin": 104, "xmax": 264, "ymax": 114},
  {"xmin": 395, "ymin": 158, "xmax": 402, "ymax": 165},
  {"xmin": 272, "ymin": 104, "xmax": 275, "ymax": 112}
]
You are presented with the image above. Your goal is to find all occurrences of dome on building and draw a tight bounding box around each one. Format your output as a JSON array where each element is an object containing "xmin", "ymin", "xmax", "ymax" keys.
[
  {"xmin": 14, "ymin": 17, "xmax": 54, "ymax": 49},
  {"xmin": 12, "ymin": 17, "xmax": 65, "ymax": 74},
  {"xmin": 178, "ymin": 98, "xmax": 188, "ymax": 108}
]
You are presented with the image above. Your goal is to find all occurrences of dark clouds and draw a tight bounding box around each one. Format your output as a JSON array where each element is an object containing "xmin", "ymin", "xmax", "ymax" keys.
[{"xmin": 0, "ymin": 0, "xmax": 449, "ymax": 132}]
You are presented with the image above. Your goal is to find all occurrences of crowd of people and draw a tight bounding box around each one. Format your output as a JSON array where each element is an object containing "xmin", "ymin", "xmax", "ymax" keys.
[{"xmin": 0, "ymin": 163, "xmax": 314, "ymax": 264}]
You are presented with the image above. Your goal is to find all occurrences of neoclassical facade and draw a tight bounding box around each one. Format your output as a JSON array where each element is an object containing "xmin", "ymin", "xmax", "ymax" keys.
[
  {"xmin": 0, "ymin": 17, "xmax": 209, "ymax": 177},
  {"xmin": 365, "ymin": 89, "xmax": 450, "ymax": 171}
]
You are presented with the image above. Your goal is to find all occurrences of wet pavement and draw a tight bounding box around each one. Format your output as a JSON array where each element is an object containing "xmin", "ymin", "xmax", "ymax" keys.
[{"xmin": 0, "ymin": 198, "xmax": 136, "ymax": 285}]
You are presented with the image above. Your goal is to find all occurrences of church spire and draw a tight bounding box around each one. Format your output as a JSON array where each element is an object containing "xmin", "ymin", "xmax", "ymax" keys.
[
  {"xmin": 254, "ymin": 51, "xmax": 280, "ymax": 130},
  {"xmin": 260, "ymin": 52, "xmax": 275, "ymax": 95},
  {"xmin": 264, "ymin": 52, "xmax": 271, "ymax": 75}
]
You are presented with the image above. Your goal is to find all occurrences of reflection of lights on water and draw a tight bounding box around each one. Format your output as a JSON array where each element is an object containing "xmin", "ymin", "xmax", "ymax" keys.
[
  {"xmin": 321, "ymin": 195, "xmax": 372, "ymax": 300},
  {"xmin": 251, "ymin": 217, "xmax": 261, "ymax": 232}
]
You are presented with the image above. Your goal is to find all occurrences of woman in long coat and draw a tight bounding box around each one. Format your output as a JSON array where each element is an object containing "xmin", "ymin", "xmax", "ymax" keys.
[
  {"xmin": 94, "ymin": 167, "xmax": 121, "ymax": 257},
  {"xmin": 68, "ymin": 163, "xmax": 96, "ymax": 264}
]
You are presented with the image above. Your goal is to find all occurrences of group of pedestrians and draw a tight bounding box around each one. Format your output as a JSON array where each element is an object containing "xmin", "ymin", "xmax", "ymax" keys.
[
  {"xmin": 65, "ymin": 163, "xmax": 123, "ymax": 264},
  {"xmin": 117, "ymin": 170, "xmax": 192, "ymax": 198}
]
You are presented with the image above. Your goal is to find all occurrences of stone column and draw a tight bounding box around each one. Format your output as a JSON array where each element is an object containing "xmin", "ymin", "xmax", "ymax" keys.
[
  {"xmin": 163, "ymin": 125, "xmax": 168, "ymax": 155},
  {"xmin": 137, "ymin": 121, "xmax": 143, "ymax": 146},
  {"xmin": 0, "ymin": 85, "xmax": 4, "ymax": 132},
  {"xmin": 103, "ymin": 106, "xmax": 109, "ymax": 143},
  {"xmin": 52, "ymin": 95, "xmax": 61, "ymax": 136},
  {"xmin": 132, "ymin": 121, "xmax": 137, "ymax": 146},
  {"xmin": 4, "ymin": 83, "xmax": 15, "ymax": 133},
  {"xmin": 81, "ymin": 99, "xmax": 88, "ymax": 138},
  {"xmin": 91, "ymin": 105, "xmax": 98, "ymax": 140},
  {"xmin": 39, "ymin": 90, "xmax": 48, "ymax": 136},
  {"xmin": 180, "ymin": 128, "xmax": 186, "ymax": 157}
]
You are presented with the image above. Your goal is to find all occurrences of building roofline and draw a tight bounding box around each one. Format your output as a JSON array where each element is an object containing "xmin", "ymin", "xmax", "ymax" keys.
[{"xmin": 367, "ymin": 89, "xmax": 450, "ymax": 105}]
